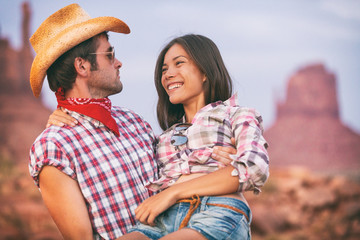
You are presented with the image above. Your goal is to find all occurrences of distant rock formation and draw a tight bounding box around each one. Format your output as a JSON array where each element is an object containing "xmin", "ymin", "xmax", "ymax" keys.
[
  {"xmin": 264, "ymin": 63, "xmax": 360, "ymax": 171},
  {"xmin": 245, "ymin": 167, "xmax": 360, "ymax": 239},
  {"xmin": 0, "ymin": 2, "xmax": 49, "ymax": 163},
  {"xmin": 0, "ymin": 2, "xmax": 33, "ymax": 95},
  {"xmin": 0, "ymin": 2, "xmax": 358, "ymax": 239},
  {"xmin": 0, "ymin": 2, "xmax": 59, "ymax": 239}
]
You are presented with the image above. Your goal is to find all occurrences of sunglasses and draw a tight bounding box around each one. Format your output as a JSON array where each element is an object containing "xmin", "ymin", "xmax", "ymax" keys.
[
  {"xmin": 89, "ymin": 46, "xmax": 115, "ymax": 64},
  {"xmin": 170, "ymin": 123, "xmax": 192, "ymax": 150}
]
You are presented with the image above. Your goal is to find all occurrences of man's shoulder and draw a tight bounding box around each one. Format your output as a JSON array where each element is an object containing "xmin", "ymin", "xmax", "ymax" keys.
[
  {"xmin": 32, "ymin": 125, "xmax": 78, "ymax": 146},
  {"xmin": 112, "ymin": 105, "xmax": 134, "ymax": 114},
  {"xmin": 112, "ymin": 106, "xmax": 155, "ymax": 135},
  {"xmin": 112, "ymin": 106, "xmax": 146, "ymax": 123},
  {"xmin": 112, "ymin": 105, "xmax": 138, "ymax": 115}
]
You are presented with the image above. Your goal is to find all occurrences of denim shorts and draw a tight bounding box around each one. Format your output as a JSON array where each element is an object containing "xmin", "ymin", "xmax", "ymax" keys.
[{"xmin": 127, "ymin": 196, "xmax": 252, "ymax": 240}]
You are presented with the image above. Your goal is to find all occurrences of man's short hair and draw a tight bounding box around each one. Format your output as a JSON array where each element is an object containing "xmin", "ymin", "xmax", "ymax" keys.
[{"xmin": 46, "ymin": 32, "xmax": 109, "ymax": 92}]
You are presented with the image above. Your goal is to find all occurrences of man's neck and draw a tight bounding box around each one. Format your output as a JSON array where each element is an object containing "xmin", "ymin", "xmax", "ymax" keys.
[{"xmin": 65, "ymin": 81, "xmax": 92, "ymax": 98}]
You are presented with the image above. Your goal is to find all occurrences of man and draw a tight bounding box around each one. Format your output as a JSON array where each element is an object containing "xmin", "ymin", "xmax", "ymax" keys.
[
  {"xmin": 29, "ymin": 4, "xmax": 157, "ymax": 239},
  {"xmin": 29, "ymin": 4, "xmax": 236, "ymax": 240}
]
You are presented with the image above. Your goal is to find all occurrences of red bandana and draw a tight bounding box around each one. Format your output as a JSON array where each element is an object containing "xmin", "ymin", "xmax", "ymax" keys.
[{"xmin": 56, "ymin": 87, "xmax": 119, "ymax": 136}]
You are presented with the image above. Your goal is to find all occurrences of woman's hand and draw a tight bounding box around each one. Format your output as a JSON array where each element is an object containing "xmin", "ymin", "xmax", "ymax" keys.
[
  {"xmin": 46, "ymin": 108, "xmax": 78, "ymax": 128},
  {"xmin": 135, "ymin": 188, "xmax": 178, "ymax": 226}
]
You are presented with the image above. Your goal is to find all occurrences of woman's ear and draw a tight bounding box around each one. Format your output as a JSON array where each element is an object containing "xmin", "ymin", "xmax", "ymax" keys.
[
  {"xmin": 203, "ymin": 75, "xmax": 207, "ymax": 82},
  {"xmin": 74, "ymin": 57, "xmax": 89, "ymax": 77}
]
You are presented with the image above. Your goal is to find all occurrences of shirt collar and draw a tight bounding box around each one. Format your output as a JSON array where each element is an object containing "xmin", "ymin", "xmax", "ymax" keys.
[
  {"xmin": 66, "ymin": 110, "xmax": 103, "ymax": 128},
  {"xmin": 180, "ymin": 93, "xmax": 239, "ymax": 124}
]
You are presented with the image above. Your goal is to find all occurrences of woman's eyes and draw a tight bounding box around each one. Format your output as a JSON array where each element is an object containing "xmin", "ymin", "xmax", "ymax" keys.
[{"xmin": 162, "ymin": 61, "xmax": 185, "ymax": 72}]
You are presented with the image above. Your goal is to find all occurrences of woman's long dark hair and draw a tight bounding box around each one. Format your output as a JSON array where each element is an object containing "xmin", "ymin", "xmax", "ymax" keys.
[{"xmin": 155, "ymin": 34, "xmax": 233, "ymax": 131}]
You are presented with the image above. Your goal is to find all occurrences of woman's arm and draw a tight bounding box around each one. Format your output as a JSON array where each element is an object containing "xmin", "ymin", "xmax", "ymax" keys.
[
  {"xmin": 135, "ymin": 165, "xmax": 238, "ymax": 225},
  {"xmin": 230, "ymin": 108, "xmax": 269, "ymax": 193},
  {"xmin": 46, "ymin": 108, "xmax": 78, "ymax": 128}
]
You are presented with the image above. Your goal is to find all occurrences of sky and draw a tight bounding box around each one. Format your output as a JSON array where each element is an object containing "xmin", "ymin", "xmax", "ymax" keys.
[{"xmin": 1, "ymin": 0, "xmax": 359, "ymax": 134}]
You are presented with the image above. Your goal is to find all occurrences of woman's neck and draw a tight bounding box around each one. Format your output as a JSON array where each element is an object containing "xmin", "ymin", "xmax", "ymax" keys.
[{"xmin": 183, "ymin": 99, "xmax": 206, "ymax": 123}]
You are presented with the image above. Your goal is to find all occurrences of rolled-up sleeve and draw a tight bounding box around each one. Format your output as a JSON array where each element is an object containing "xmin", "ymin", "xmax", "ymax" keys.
[
  {"xmin": 230, "ymin": 108, "xmax": 269, "ymax": 194},
  {"xmin": 29, "ymin": 134, "xmax": 76, "ymax": 188}
]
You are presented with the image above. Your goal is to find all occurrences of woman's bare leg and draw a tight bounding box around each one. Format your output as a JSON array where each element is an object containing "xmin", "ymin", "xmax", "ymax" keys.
[{"xmin": 159, "ymin": 228, "xmax": 207, "ymax": 240}]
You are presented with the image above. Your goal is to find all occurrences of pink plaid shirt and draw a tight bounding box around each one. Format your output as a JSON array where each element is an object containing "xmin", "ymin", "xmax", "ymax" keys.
[
  {"xmin": 147, "ymin": 94, "xmax": 269, "ymax": 194},
  {"xmin": 29, "ymin": 106, "xmax": 158, "ymax": 239}
]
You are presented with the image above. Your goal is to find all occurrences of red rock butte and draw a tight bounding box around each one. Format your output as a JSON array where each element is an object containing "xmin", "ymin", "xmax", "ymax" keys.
[
  {"xmin": 0, "ymin": 2, "xmax": 33, "ymax": 95},
  {"xmin": 1, "ymin": 2, "xmax": 359, "ymax": 239},
  {"xmin": 264, "ymin": 63, "xmax": 360, "ymax": 172},
  {"xmin": 0, "ymin": 2, "xmax": 50, "ymax": 164}
]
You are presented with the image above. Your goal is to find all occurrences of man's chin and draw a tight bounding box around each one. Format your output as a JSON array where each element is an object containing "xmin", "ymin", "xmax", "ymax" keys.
[
  {"xmin": 117, "ymin": 83, "xmax": 123, "ymax": 93},
  {"xmin": 108, "ymin": 84, "xmax": 123, "ymax": 97}
]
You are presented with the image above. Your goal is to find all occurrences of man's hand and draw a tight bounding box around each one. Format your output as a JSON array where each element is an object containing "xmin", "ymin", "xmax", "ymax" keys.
[
  {"xmin": 135, "ymin": 188, "xmax": 178, "ymax": 226},
  {"xmin": 211, "ymin": 138, "xmax": 236, "ymax": 166}
]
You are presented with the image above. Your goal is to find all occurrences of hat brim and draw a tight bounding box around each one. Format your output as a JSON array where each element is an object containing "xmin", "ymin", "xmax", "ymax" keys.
[{"xmin": 30, "ymin": 16, "xmax": 130, "ymax": 97}]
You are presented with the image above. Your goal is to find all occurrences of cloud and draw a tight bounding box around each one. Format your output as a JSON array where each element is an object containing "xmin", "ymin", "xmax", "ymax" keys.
[
  {"xmin": 222, "ymin": 10, "xmax": 360, "ymax": 44},
  {"xmin": 320, "ymin": 0, "xmax": 360, "ymax": 21}
]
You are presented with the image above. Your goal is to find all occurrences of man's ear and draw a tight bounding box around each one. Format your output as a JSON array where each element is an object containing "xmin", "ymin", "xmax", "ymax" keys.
[{"xmin": 74, "ymin": 57, "xmax": 89, "ymax": 77}]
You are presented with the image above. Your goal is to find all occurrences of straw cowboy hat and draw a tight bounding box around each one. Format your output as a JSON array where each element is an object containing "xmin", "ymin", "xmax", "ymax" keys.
[{"xmin": 29, "ymin": 3, "xmax": 130, "ymax": 97}]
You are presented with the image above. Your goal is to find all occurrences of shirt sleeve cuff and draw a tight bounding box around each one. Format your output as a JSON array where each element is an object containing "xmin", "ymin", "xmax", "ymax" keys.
[{"xmin": 230, "ymin": 160, "xmax": 262, "ymax": 195}]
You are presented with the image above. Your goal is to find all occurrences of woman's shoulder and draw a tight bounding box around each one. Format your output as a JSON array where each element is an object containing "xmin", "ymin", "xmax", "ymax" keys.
[
  {"xmin": 232, "ymin": 106, "xmax": 261, "ymax": 116},
  {"xmin": 229, "ymin": 106, "xmax": 264, "ymax": 131}
]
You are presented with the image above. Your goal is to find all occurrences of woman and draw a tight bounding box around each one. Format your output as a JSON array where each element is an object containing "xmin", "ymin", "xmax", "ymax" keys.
[{"xmin": 49, "ymin": 34, "xmax": 269, "ymax": 240}]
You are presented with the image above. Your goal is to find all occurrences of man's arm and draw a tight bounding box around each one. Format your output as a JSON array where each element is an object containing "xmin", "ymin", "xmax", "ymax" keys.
[
  {"xmin": 135, "ymin": 165, "xmax": 238, "ymax": 225},
  {"xmin": 39, "ymin": 166, "xmax": 93, "ymax": 240},
  {"xmin": 135, "ymin": 140, "xmax": 239, "ymax": 225}
]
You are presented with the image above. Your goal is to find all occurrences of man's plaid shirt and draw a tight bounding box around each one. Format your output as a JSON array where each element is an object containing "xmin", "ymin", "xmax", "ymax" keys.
[{"xmin": 29, "ymin": 107, "xmax": 158, "ymax": 239}]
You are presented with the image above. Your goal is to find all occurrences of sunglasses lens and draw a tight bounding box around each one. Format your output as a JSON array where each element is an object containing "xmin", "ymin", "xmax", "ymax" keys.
[
  {"xmin": 175, "ymin": 126, "xmax": 189, "ymax": 131},
  {"xmin": 174, "ymin": 123, "xmax": 191, "ymax": 131},
  {"xmin": 171, "ymin": 134, "xmax": 188, "ymax": 146},
  {"xmin": 170, "ymin": 123, "xmax": 191, "ymax": 148}
]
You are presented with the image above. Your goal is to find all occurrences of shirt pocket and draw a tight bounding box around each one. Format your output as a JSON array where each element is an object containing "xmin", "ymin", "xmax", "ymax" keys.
[{"xmin": 188, "ymin": 115, "xmax": 233, "ymax": 148}]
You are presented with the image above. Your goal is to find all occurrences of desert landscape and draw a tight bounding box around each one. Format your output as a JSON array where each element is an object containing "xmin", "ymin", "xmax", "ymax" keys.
[{"xmin": 0, "ymin": 2, "xmax": 359, "ymax": 240}]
